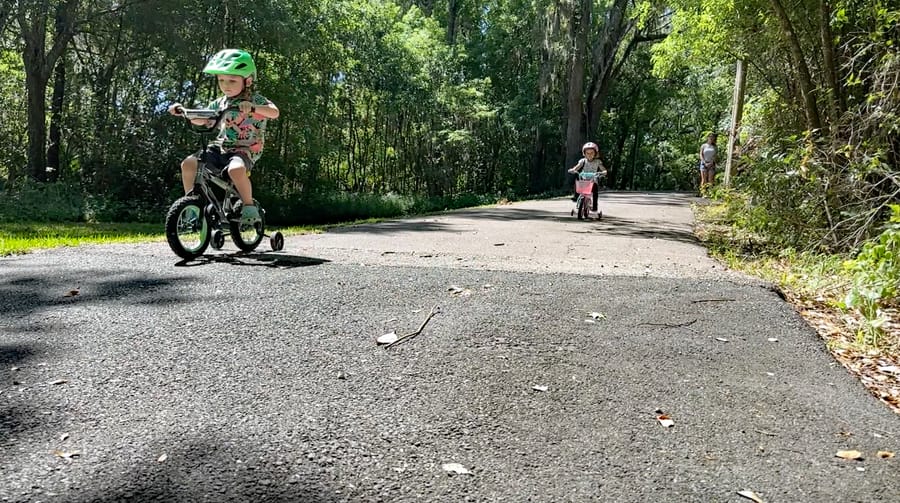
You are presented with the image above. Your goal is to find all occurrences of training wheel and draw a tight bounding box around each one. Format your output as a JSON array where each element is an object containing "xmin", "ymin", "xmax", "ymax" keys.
[
  {"xmin": 597, "ymin": 211, "xmax": 602, "ymax": 220},
  {"xmin": 211, "ymin": 229, "xmax": 226, "ymax": 250},
  {"xmin": 270, "ymin": 231, "xmax": 284, "ymax": 252}
]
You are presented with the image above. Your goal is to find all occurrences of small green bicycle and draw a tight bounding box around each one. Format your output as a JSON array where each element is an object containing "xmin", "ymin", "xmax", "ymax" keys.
[{"xmin": 164, "ymin": 107, "xmax": 284, "ymax": 260}]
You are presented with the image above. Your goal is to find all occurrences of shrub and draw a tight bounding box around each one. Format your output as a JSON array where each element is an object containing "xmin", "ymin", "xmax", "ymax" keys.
[{"xmin": 842, "ymin": 205, "xmax": 900, "ymax": 347}]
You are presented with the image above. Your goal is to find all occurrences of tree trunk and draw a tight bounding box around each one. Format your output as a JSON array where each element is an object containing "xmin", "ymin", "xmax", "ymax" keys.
[
  {"xmin": 585, "ymin": 0, "xmax": 630, "ymax": 137},
  {"xmin": 819, "ymin": 0, "xmax": 844, "ymax": 124},
  {"xmin": 47, "ymin": 57, "xmax": 66, "ymax": 182},
  {"xmin": 769, "ymin": 0, "xmax": 823, "ymax": 132},
  {"xmin": 564, "ymin": 0, "xmax": 591, "ymax": 169},
  {"xmin": 447, "ymin": 0, "xmax": 459, "ymax": 46},
  {"xmin": 25, "ymin": 67, "xmax": 49, "ymax": 182}
]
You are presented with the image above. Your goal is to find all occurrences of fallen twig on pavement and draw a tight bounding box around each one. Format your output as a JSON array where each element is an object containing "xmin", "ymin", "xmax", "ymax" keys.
[
  {"xmin": 691, "ymin": 298, "xmax": 736, "ymax": 303},
  {"xmin": 385, "ymin": 304, "xmax": 440, "ymax": 349},
  {"xmin": 638, "ymin": 319, "xmax": 698, "ymax": 328}
]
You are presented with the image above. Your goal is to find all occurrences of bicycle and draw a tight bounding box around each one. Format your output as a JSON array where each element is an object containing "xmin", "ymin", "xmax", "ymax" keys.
[
  {"xmin": 570, "ymin": 171, "xmax": 604, "ymax": 220},
  {"xmin": 164, "ymin": 106, "xmax": 284, "ymax": 260}
]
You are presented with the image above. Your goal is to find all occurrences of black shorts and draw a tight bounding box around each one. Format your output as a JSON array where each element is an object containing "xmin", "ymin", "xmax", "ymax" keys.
[{"xmin": 200, "ymin": 146, "xmax": 254, "ymax": 172}]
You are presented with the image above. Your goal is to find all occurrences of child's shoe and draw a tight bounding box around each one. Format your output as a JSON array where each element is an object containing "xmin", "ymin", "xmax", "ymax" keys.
[{"xmin": 241, "ymin": 204, "xmax": 260, "ymax": 225}]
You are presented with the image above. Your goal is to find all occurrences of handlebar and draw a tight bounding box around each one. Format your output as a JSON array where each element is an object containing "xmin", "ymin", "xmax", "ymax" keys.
[
  {"xmin": 174, "ymin": 107, "xmax": 221, "ymax": 121},
  {"xmin": 171, "ymin": 105, "xmax": 241, "ymax": 134},
  {"xmin": 578, "ymin": 171, "xmax": 606, "ymax": 180}
]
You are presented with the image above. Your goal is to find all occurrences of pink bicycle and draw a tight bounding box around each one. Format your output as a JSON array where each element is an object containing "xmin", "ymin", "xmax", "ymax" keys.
[{"xmin": 571, "ymin": 171, "xmax": 604, "ymax": 220}]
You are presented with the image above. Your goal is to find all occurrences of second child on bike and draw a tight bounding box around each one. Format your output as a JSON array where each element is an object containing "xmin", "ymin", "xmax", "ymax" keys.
[{"xmin": 568, "ymin": 142, "xmax": 607, "ymax": 210}]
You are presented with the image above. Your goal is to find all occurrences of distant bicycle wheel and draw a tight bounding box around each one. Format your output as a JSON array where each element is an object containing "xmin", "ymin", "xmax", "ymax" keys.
[{"xmin": 165, "ymin": 195, "xmax": 210, "ymax": 260}]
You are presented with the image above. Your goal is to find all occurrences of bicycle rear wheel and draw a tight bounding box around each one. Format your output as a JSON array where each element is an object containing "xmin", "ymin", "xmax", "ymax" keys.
[{"xmin": 229, "ymin": 200, "xmax": 265, "ymax": 252}]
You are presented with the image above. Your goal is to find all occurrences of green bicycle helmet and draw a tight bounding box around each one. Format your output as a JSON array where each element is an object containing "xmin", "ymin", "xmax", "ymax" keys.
[{"xmin": 203, "ymin": 49, "xmax": 257, "ymax": 79}]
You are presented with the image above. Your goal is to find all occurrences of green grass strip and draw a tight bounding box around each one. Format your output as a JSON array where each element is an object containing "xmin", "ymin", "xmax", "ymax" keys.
[{"xmin": 0, "ymin": 222, "xmax": 164, "ymax": 256}]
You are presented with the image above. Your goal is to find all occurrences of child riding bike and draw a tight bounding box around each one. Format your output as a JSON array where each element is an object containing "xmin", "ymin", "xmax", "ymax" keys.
[
  {"xmin": 168, "ymin": 49, "xmax": 279, "ymax": 225},
  {"xmin": 568, "ymin": 142, "xmax": 607, "ymax": 211}
]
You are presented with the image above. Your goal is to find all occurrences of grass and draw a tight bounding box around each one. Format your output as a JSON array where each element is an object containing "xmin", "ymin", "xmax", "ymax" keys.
[
  {"xmin": 0, "ymin": 222, "xmax": 165, "ymax": 256},
  {"xmin": 0, "ymin": 217, "xmax": 414, "ymax": 256},
  {"xmin": 693, "ymin": 200, "xmax": 851, "ymax": 305}
]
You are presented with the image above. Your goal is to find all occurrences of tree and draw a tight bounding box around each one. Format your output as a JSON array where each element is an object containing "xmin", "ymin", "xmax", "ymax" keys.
[{"xmin": 17, "ymin": 0, "xmax": 80, "ymax": 182}]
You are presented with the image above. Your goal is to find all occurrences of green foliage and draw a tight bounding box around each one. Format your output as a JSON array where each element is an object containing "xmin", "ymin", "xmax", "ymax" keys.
[
  {"xmin": 842, "ymin": 205, "xmax": 900, "ymax": 346},
  {"xmin": 0, "ymin": 180, "xmax": 166, "ymax": 223}
]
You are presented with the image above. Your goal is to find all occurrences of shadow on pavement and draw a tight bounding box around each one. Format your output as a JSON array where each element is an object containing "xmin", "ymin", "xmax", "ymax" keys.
[
  {"xmin": 0, "ymin": 343, "xmax": 41, "ymax": 366},
  {"xmin": 70, "ymin": 436, "xmax": 342, "ymax": 503},
  {"xmin": 599, "ymin": 191, "xmax": 698, "ymax": 207},
  {"xmin": 0, "ymin": 275, "xmax": 196, "ymax": 319},
  {"xmin": 328, "ymin": 209, "xmax": 568, "ymax": 235},
  {"xmin": 325, "ymin": 192, "xmax": 695, "ymax": 235},
  {"xmin": 175, "ymin": 252, "xmax": 330, "ymax": 269},
  {"xmin": 567, "ymin": 215, "xmax": 699, "ymax": 244},
  {"xmin": 0, "ymin": 343, "xmax": 53, "ymax": 446}
]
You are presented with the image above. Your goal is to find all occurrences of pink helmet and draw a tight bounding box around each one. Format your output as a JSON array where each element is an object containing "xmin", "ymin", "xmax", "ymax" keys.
[{"xmin": 581, "ymin": 142, "xmax": 599, "ymax": 155}]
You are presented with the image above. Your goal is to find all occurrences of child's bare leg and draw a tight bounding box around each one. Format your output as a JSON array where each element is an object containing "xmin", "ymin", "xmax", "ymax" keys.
[
  {"xmin": 228, "ymin": 162, "xmax": 253, "ymax": 206},
  {"xmin": 181, "ymin": 156, "xmax": 198, "ymax": 194}
]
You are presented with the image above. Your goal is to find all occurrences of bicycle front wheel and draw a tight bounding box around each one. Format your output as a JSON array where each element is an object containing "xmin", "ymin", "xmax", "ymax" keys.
[{"xmin": 165, "ymin": 195, "xmax": 210, "ymax": 259}]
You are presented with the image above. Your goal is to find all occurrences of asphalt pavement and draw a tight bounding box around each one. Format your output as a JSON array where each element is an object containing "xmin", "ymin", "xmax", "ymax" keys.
[{"xmin": 1, "ymin": 192, "xmax": 897, "ymax": 502}]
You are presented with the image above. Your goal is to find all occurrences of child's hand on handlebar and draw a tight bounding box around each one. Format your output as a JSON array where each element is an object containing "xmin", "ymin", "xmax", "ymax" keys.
[
  {"xmin": 238, "ymin": 101, "xmax": 255, "ymax": 115},
  {"xmin": 168, "ymin": 103, "xmax": 183, "ymax": 116}
]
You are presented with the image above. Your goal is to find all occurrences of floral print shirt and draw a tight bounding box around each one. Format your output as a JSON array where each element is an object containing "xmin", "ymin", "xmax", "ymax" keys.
[{"xmin": 207, "ymin": 93, "xmax": 274, "ymax": 163}]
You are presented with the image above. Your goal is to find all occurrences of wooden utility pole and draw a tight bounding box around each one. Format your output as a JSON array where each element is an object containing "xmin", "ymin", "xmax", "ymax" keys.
[{"xmin": 725, "ymin": 59, "xmax": 747, "ymax": 187}]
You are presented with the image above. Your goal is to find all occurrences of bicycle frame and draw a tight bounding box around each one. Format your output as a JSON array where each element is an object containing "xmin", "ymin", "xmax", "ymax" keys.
[
  {"xmin": 192, "ymin": 158, "xmax": 240, "ymax": 226},
  {"xmin": 178, "ymin": 107, "xmax": 244, "ymax": 225}
]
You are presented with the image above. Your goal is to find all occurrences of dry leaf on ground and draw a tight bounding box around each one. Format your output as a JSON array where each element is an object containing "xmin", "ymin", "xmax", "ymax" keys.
[
  {"xmin": 64, "ymin": 289, "xmax": 79, "ymax": 297},
  {"xmin": 532, "ymin": 385, "xmax": 549, "ymax": 392},
  {"xmin": 376, "ymin": 332, "xmax": 399, "ymax": 345},
  {"xmin": 737, "ymin": 489, "xmax": 765, "ymax": 503},
  {"xmin": 441, "ymin": 462, "xmax": 472, "ymax": 475},
  {"xmin": 50, "ymin": 379, "xmax": 68, "ymax": 385},
  {"xmin": 835, "ymin": 450, "xmax": 864, "ymax": 460},
  {"xmin": 448, "ymin": 285, "xmax": 472, "ymax": 296},
  {"xmin": 53, "ymin": 450, "xmax": 80, "ymax": 461},
  {"xmin": 657, "ymin": 414, "xmax": 675, "ymax": 428},
  {"xmin": 590, "ymin": 312, "xmax": 606, "ymax": 320},
  {"xmin": 157, "ymin": 454, "xmax": 168, "ymax": 463},
  {"xmin": 877, "ymin": 451, "xmax": 895, "ymax": 459}
]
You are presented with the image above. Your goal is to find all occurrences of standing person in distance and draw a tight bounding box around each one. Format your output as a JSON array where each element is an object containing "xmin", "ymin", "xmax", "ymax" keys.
[{"xmin": 699, "ymin": 132, "xmax": 718, "ymax": 194}]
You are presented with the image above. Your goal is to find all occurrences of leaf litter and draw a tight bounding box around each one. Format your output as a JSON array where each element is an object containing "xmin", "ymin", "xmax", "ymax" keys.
[
  {"xmin": 737, "ymin": 490, "xmax": 765, "ymax": 503},
  {"xmin": 835, "ymin": 450, "xmax": 864, "ymax": 461},
  {"xmin": 53, "ymin": 450, "xmax": 80, "ymax": 461},
  {"xmin": 448, "ymin": 285, "xmax": 473, "ymax": 297},
  {"xmin": 656, "ymin": 414, "xmax": 675, "ymax": 428},
  {"xmin": 794, "ymin": 299, "xmax": 900, "ymax": 415},
  {"xmin": 441, "ymin": 462, "xmax": 472, "ymax": 475}
]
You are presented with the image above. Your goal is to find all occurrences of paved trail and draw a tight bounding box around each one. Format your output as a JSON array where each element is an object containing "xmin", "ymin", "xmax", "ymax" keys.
[{"xmin": 1, "ymin": 193, "xmax": 897, "ymax": 502}]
